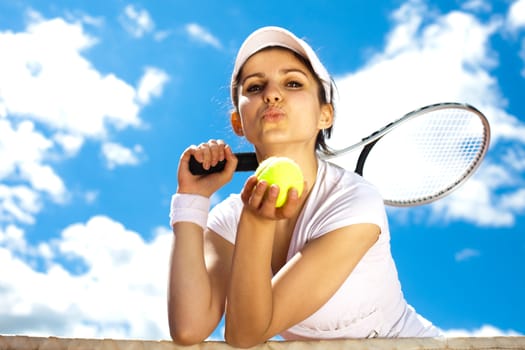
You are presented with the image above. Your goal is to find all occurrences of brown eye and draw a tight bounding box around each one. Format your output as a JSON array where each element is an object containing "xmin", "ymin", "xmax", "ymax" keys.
[
  {"xmin": 246, "ymin": 83, "xmax": 264, "ymax": 93},
  {"xmin": 287, "ymin": 81, "xmax": 302, "ymax": 88}
]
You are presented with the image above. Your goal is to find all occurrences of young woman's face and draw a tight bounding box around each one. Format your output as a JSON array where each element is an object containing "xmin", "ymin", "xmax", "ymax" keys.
[{"xmin": 235, "ymin": 48, "xmax": 332, "ymax": 154}]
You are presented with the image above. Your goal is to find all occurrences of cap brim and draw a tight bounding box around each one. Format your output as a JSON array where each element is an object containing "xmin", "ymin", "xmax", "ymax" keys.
[{"xmin": 231, "ymin": 26, "xmax": 332, "ymax": 104}]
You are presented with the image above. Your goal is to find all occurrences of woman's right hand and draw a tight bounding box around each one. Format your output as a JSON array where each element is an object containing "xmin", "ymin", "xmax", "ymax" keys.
[{"xmin": 177, "ymin": 140, "xmax": 238, "ymax": 197}]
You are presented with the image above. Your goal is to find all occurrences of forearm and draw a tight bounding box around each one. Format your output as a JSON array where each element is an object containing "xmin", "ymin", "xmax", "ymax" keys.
[
  {"xmin": 225, "ymin": 210, "xmax": 276, "ymax": 346},
  {"xmin": 168, "ymin": 223, "xmax": 219, "ymax": 343},
  {"xmin": 168, "ymin": 142, "xmax": 237, "ymax": 344}
]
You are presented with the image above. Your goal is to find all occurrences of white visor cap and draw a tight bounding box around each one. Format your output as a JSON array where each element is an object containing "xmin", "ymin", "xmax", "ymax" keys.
[{"xmin": 231, "ymin": 26, "xmax": 333, "ymax": 105}]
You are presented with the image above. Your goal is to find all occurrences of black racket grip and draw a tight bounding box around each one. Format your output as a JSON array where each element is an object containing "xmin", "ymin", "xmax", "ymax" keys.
[{"xmin": 189, "ymin": 152, "xmax": 258, "ymax": 175}]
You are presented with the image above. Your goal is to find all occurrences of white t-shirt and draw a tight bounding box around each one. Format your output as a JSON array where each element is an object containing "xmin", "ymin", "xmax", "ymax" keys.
[{"xmin": 208, "ymin": 159, "xmax": 440, "ymax": 339}]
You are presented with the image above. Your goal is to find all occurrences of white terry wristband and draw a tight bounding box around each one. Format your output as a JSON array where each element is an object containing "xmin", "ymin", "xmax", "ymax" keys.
[{"xmin": 169, "ymin": 193, "xmax": 211, "ymax": 230}]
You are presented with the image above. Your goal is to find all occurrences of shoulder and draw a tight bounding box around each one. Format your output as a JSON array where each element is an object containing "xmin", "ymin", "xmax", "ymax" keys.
[
  {"xmin": 297, "ymin": 160, "xmax": 387, "ymax": 240},
  {"xmin": 317, "ymin": 160, "xmax": 384, "ymax": 206}
]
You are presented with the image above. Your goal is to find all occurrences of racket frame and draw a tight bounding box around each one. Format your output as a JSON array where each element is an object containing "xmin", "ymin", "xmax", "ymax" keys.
[{"xmin": 342, "ymin": 102, "xmax": 491, "ymax": 206}]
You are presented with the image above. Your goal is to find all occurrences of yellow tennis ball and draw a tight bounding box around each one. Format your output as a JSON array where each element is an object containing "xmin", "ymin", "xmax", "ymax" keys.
[{"xmin": 255, "ymin": 157, "xmax": 304, "ymax": 208}]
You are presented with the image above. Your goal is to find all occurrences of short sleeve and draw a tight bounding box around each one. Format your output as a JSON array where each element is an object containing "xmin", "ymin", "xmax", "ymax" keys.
[
  {"xmin": 207, "ymin": 194, "xmax": 243, "ymax": 244},
  {"xmin": 308, "ymin": 172, "xmax": 387, "ymax": 241},
  {"xmin": 318, "ymin": 183, "xmax": 385, "ymax": 238}
]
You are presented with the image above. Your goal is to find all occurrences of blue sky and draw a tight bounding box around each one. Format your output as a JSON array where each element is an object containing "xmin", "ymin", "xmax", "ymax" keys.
[{"xmin": 0, "ymin": 0, "xmax": 524, "ymax": 340}]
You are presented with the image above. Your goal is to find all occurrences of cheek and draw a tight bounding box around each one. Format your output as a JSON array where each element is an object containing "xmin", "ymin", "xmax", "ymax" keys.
[
  {"xmin": 238, "ymin": 95, "xmax": 249, "ymax": 108},
  {"xmin": 238, "ymin": 96, "xmax": 255, "ymax": 117}
]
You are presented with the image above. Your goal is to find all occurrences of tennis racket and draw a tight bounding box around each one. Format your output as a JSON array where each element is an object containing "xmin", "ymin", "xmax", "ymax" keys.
[{"xmin": 189, "ymin": 102, "xmax": 491, "ymax": 207}]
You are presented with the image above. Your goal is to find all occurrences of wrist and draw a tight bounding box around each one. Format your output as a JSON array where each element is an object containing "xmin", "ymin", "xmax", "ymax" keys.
[
  {"xmin": 239, "ymin": 208, "xmax": 277, "ymax": 232},
  {"xmin": 169, "ymin": 193, "xmax": 211, "ymax": 230}
]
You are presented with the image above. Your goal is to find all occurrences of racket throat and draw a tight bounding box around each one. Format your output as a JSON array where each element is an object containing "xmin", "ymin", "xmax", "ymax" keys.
[{"xmin": 355, "ymin": 139, "xmax": 380, "ymax": 176}]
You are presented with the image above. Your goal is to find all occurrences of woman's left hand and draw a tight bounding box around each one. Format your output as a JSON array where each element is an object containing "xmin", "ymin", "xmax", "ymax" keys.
[{"xmin": 240, "ymin": 175, "xmax": 305, "ymax": 220}]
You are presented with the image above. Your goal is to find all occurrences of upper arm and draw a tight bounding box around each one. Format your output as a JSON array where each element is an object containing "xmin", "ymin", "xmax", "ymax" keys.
[{"xmin": 267, "ymin": 222, "xmax": 381, "ymax": 336}]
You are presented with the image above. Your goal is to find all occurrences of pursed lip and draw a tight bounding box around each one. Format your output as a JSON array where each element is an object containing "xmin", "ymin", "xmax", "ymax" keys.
[{"xmin": 261, "ymin": 106, "xmax": 285, "ymax": 122}]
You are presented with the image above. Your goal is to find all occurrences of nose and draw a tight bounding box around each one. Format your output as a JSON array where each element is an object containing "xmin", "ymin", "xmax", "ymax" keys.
[{"xmin": 263, "ymin": 83, "xmax": 282, "ymax": 104}]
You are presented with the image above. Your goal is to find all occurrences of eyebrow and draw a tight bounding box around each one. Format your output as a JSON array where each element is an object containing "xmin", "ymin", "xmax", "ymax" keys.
[{"xmin": 241, "ymin": 68, "xmax": 309, "ymax": 85}]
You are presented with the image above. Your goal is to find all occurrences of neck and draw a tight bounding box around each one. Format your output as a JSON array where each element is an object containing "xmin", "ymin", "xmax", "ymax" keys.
[{"xmin": 255, "ymin": 148, "xmax": 319, "ymax": 200}]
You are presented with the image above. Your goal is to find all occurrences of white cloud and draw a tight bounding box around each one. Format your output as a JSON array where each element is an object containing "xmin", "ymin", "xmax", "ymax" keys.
[
  {"xmin": 329, "ymin": 0, "xmax": 525, "ymax": 227},
  {"xmin": 136, "ymin": 67, "xmax": 170, "ymax": 105},
  {"xmin": 454, "ymin": 248, "xmax": 481, "ymax": 262},
  {"xmin": 430, "ymin": 169, "xmax": 514, "ymax": 227},
  {"xmin": 64, "ymin": 10, "xmax": 104, "ymax": 29},
  {"xmin": 500, "ymin": 188, "xmax": 525, "ymax": 212},
  {"xmin": 0, "ymin": 120, "xmax": 51, "ymax": 178},
  {"xmin": 0, "ymin": 14, "xmax": 141, "ymax": 137},
  {"xmin": 442, "ymin": 324, "xmax": 522, "ymax": 337},
  {"xmin": 153, "ymin": 30, "xmax": 171, "ymax": 42},
  {"xmin": 0, "ymin": 119, "xmax": 65, "ymax": 202},
  {"xmin": 0, "ymin": 118, "xmax": 65, "ymax": 224},
  {"xmin": 0, "ymin": 217, "xmax": 173, "ymax": 339},
  {"xmin": 0, "ymin": 185, "xmax": 40, "ymax": 225},
  {"xmin": 53, "ymin": 133, "xmax": 84, "ymax": 157},
  {"xmin": 19, "ymin": 162, "xmax": 66, "ymax": 201},
  {"xmin": 102, "ymin": 142, "xmax": 143, "ymax": 169},
  {"xmin": 83, "ymin": 190, "xmax": 99, "ymax": 204},
  {"xmin": 519, "ymin": 38, "xmax": 525, "ymax": 78},
  {"xmin": 120, "ymin": 5, "xmax": 154, "ymax": 38},
  {"xmin": 0, "ymin": 11, "xmax": 167, "ymax": 226},
  {"xmin": 0, "ymin": 224, "xmax": 28, "ymax": 252},
  {"xmin": 461, "ymin": 0, "xmax": 492, "ymax": 13},
  {"xmin": 185, "ymin": 23, "xmax": 222, "ymax": 49},
  {"xmin": 78, "ymin": 14, "xmax": 104, "ymax": 28},
  {"xmin": 332, "ymin": 7, "xmax": 501, "ymax": 146},
  {"xmin": 508, "ymin": 0, "xmax": 525, "ymax": 31},
  {"xmin": 1, "ymin": 211, "xmax": 521, "ymax": 340},
  {"xmin": 507, "ymin": 0, "xmax": 525, "ymax": 77}
]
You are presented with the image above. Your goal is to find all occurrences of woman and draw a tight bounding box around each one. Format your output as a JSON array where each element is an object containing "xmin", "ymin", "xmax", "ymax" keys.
[{"xmin": 168, "ymin": 26, "xmax": 441, "ymax": 348}]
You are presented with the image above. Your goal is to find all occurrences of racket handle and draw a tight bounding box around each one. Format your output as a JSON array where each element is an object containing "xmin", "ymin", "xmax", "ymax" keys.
[{"xmin": 189, "ymin": 152, "xmax": 258, "ymax": 175}]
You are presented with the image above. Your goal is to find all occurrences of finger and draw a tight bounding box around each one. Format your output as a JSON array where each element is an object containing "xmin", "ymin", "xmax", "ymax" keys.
[
  {"xmin": 258, "ymin": 184, "xmax": 279, "ymax": 213},
  {"xmin": 179, "ymin": 145, "xmax": 199, "ymax": 172},
  {"xmin": 240, "ymin": 175, "xmax": 259, "ymax": 203},
  {"xmin": 215, "ymin": 139, "xmax": 227, "ymax": 162},
  {"xmin": 223, "ymin": 145, "xmax": 238, "ymax": 173},
  {"xmin": 249, "ymin": 180, "xmax": 270, "ymax": 209},
  {"xmin": 198, "ymin": 143, "xmax": 212, "ymax": 169},
  {"xmin": 184, "ymin": 144, "xmax": 200, "ymax": 161},
  {"xmin": 207, "ymin": 139, "xmax": 221, "ymax": 166},
  {"xmin": 279, "ymin": 187, "xmax": 300, "ymax": 217}
]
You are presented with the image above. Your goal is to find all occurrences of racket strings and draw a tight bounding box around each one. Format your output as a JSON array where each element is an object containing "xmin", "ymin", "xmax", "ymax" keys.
[{"xmin": 363, "ymin": 107, "xmax": 488, "ymax": 206}]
